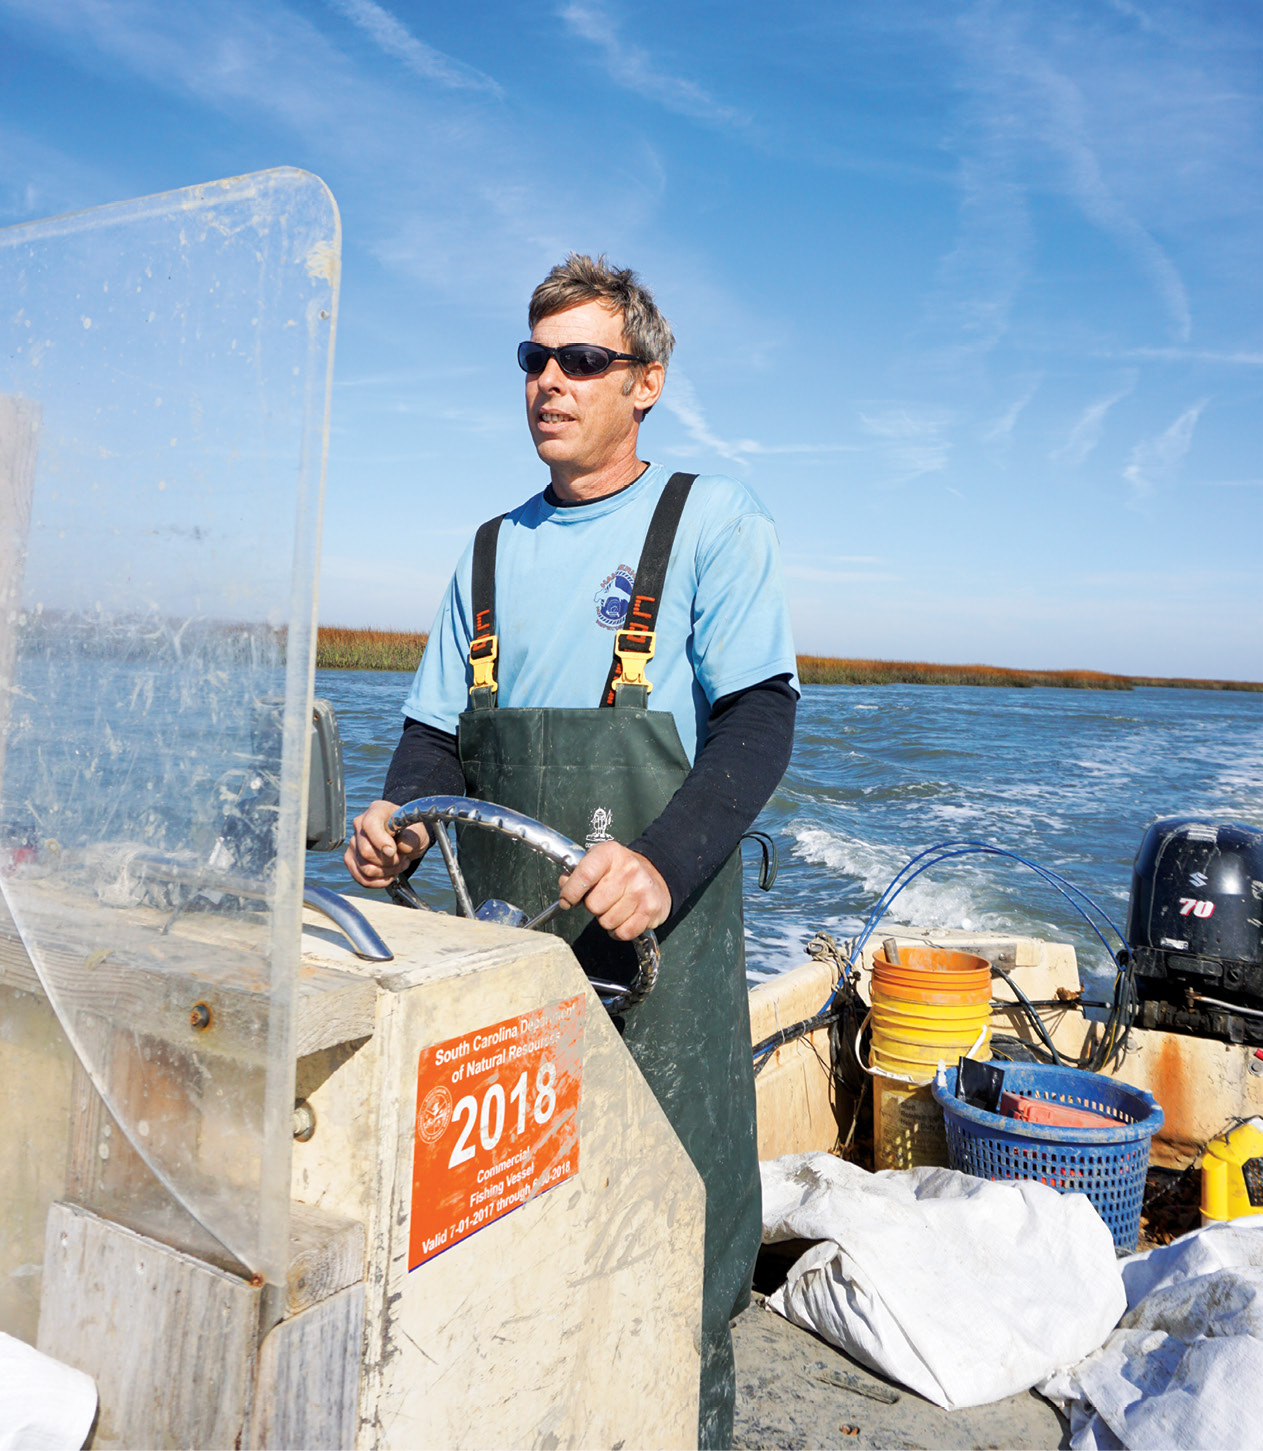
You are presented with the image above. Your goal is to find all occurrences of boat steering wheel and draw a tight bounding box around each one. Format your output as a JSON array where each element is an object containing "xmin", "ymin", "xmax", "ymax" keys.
[{"xmin": 386, "ymin": 795, "xmax": 659, "ymax": 1015}]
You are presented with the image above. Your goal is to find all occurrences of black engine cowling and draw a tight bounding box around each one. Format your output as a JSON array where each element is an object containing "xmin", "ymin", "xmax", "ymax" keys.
[{"xmin": 1126, "ymin": 817, "xmax": 1263, "ymax": 1044}]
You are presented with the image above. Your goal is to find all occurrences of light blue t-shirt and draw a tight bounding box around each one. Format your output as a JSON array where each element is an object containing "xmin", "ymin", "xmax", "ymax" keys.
[{"xmin": 402, "ymin": 463, "xmax": 799, "ymax": 763}]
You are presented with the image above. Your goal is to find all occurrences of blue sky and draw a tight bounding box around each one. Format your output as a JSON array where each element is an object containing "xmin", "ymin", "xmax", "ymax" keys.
[{"xmin": 2, "ymin": 0, "xmax": 1260, "ymax": 677}]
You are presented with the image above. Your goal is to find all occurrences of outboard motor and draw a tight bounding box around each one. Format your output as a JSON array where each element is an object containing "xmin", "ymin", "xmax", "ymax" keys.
[{"xmin": 1127, "ymin": 817, "xmax": 1263, "ymax": 1045}]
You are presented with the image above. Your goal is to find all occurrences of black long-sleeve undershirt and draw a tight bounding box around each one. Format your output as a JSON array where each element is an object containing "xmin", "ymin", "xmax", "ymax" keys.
[
  {"xmin": 379, "ymin": 675, "xmax": 797, "ymax": 914},
  {"xmin": 382, "ymin": 719, "xmax": 467, "ymax": 805}
]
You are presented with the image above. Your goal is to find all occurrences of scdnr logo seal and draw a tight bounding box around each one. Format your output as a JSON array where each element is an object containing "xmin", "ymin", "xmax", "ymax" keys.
[
  {"xmin": 593, "ymin": 565, "xmax": 635, "ymax": 630},
  {"xmin": 418, "ymin": 1085, "xmax": 453, "ymax": 1144}
]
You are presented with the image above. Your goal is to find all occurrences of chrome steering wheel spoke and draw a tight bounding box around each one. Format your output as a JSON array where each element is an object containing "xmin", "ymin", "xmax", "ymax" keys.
[{"xmin": 386, "ymin": 795, "xmax": 658, "ymax": 1014}]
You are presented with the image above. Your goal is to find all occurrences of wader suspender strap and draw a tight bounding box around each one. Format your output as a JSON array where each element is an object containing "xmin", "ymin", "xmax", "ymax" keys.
[
  {"xmin": 600, "ymin": 471, "xmax": 697, "ymax": 709},
  {"xmin": 467, "ymin": 513, "xmax": 505, "ymax": 711},
  {"xmin": 466, "ymin": 472, "xmax": 696, "ymax": 712}
]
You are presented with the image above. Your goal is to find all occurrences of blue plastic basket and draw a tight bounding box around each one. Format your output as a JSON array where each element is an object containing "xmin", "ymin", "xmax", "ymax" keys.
[{"xmin": 931, "ymin": 1063, "xmax": 1164, "ymax": 1251}]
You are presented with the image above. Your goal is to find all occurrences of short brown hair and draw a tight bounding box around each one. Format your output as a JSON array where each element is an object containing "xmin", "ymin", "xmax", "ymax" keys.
[{"xmin": 529, "ymin": 254, "xmax": 674, "ymax": 368}]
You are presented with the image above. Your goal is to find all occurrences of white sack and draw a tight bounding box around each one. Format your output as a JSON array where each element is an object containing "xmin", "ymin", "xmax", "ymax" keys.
[
  {"xmin": 0, "ymin": 1332, "xmax": 97, "ymax": 1451},
  {"xmin": 762, "ymin": 1151, "xmax": 1125, "ymax": 1410},
  {"xmin": 1040, "ymin": 1217, "xmax": 1263, "ymax": 1450}
]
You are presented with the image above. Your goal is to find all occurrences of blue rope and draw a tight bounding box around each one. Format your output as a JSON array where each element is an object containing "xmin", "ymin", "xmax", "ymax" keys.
[
  {"xmin": 820, "ymin": 839, "xmax": 1130, "ymax": 1016},
  {"xmin": 752, "ymin": 839, "xmax": 1132, "ymax": 1067}
]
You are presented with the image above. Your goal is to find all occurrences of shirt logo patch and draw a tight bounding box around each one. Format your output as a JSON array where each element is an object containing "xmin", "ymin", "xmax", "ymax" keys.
[{"xmin": 593, "ymin": 565, "xmax": 635, "ymax": 630}]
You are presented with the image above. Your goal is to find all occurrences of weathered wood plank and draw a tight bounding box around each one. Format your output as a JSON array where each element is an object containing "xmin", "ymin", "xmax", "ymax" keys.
[
  {"xmin": 62, "ymin": 1053, "xmax": 251, "ymax": 1278},
  {"xmin": 37, "ymin": 1201, "xmax": 261, "ymax": 1450},
  {"xmin": 0, "ymin": 889, "xmax": 377, "ymax": 1062},
  {"xmin": 0, "ymin": 926, "xmax": 39, "ymax": 994},
  {"xmin": 294, "ymin": 962, "xmax": 376, "ymax": 1059},
  {"xmin": 37, "ymin": 1199, "xmax": 368, "ymax": 1449},
  {"xmin": 250, "ymin": 1283, "xmax": 364, "ymax": 1451},
  {"xmin": 0, "ymin": 977, "xmax": 74, "ymax": 1344},
  {"xmin": 285, "ymin": 1201, "xmax": 365, "ymax": 1317}
]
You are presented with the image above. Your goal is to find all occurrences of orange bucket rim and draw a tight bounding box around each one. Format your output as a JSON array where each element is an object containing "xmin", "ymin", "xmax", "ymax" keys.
[
  {"xmin": 871, "ymin": 986, "xmax": 992, "ymax": 1008},
  {"xmin": 872, "ymin": 950, "xmax": 991, "ymax": 974},
  {"xmin": 873, "ymin": 963, "xmax": 991, "ymax": 985},
  {"xmin": 874, "ymin": 959, "xmax": 990, "ymax": 976}
]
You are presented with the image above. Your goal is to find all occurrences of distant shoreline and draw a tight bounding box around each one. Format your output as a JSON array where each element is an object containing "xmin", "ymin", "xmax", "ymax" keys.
[{"xmin": 315, "ymin": 627, "xmax": 1262, "ymax": 693}]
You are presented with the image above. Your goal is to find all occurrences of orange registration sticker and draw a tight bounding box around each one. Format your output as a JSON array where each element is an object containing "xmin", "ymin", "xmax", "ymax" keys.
[{"xmin": 409, "ymin": 995, "xmax": 584, "ymax": 1270}]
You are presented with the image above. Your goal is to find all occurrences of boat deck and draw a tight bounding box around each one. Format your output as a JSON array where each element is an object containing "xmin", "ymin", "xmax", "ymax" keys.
[{"xmin": 732, "ymin": 1290, "xmax": 1069, "ymax": 1450}]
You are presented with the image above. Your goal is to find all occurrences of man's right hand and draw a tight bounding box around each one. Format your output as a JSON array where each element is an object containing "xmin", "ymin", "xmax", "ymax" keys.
[{"xmin": 344, "ymin": 799, "xmax": 432, "ymax": 888}]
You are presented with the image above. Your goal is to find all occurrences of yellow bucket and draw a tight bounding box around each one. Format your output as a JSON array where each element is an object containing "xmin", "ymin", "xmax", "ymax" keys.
[
  {"xmin": 869, "ymin": 1029, "xmax": 990, "ymax": 1079},
  {"xmin": 870, "ymin": 1002, "xmax": 990, "ymax": 1075},
  {"xmin": 870, "ymin": 1009, "xmax": 990, "ymax": 1044},
  {"xmin": 871, "ymin": 993, "xmax": 990, "ymax": 1025},
  {"xmin": 873, "ymin": 1075, "xmax": 951, "ymax": 1171},
  {"xmin": 867, "ymin": 946, "xmax": 994, "ymax": 1169}
]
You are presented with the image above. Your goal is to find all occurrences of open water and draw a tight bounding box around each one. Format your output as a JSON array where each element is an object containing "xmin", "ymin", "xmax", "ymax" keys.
[{"xmin": 305, "ymin": 674, "xmax": 1263, "ymax": 989}]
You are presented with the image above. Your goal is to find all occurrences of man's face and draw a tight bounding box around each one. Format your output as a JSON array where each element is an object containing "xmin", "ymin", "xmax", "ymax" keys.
[{"xmin": 525, "ymin": 299, "xmax": 662, "ymax": 490}]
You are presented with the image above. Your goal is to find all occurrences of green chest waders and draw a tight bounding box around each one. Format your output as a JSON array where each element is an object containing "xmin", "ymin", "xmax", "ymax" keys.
[{"xmin": 454, "ymin": 474, "xmax": 760, "ymax": 1450}]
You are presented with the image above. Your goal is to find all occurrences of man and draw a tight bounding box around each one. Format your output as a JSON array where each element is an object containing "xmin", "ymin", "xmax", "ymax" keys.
[{"xmin": 346, "ymin": 254, "xmax": 797, "ymax": 1449}]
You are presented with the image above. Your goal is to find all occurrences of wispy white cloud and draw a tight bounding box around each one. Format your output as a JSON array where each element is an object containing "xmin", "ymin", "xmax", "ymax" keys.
[
  {"xmin": 661, "ymin": 373, "xmax": 854, "ymax": 465},
  {"xmin": 950, "ymin": 8, "xmax": 1193, "ymax": 346},
  {"xmin": 981, "ymin": 376, "xmax": 1041, "ymax": 443},
  {"xmin": 1122, "ymin": 399, "xmax": 1207, "ymax": 502},
  {"xmin": 0, "ymin": 0, "xmax": 352, "ymax": 133},
  {"xmin": 1034, "ymin": 61, "xmax": 1191, "ymax": 343},
  {"xmin": 559, "ymin": 0, "xmax": 750, "ymax": 130},
  {"xmin": 1104, "ymin": 0, "xmax": 1159, "ymax": 32},
  {"xmin": 926, "ymin": 136, "xmax": 1032, "ymax": 357},
  {"xmin": 1118, "ymin": 347, "xmax": 1263, "ymax": 367},
  {"xmin": 324, "ymin": 0, "xmax": 500, "ymax": 94},
  {"xmin": 1052, "ymin": 376, "xmax": 1136, "ymax": 466},
  {"xmin": 0, "ymin": 0, "xmax": 666, "ymax": 316},
  {"xmin": 654, "ymin": 373, "xmax": 739, "ymax": 460},
  {"xmin": 858, "ymin": 404, "xmax": 953, "ymax": 484}
]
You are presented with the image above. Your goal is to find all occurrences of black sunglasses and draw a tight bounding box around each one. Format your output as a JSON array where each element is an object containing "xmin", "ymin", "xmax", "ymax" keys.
[{"xmin": 517, "ymin": 340, "xmax": 650, "ymax": 378}]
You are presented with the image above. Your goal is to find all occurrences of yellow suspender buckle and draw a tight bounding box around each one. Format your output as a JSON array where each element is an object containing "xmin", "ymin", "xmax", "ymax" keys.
[
  {"xmin": 469, "ymin": 633, "xmax": 498, "ymax": 692},
  {"xmin": 613, "ymin": 628, "xmax": 655, "ymax": 690}
]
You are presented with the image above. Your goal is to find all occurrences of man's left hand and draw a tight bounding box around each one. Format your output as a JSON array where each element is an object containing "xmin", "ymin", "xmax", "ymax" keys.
[{"xmin": 558, "ymin": 841, "xmax": 671, "ymax": 941}]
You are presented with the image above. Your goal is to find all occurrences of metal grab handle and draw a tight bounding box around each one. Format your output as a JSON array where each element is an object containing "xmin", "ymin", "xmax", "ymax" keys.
[
  {"xmin": 302, "ymin": 884, "xmax": 393, "ymax": 962},
  {"xmin": 126, "ymin": 849, "xmax": 394, "ymax": 963},
  {"xmin": 387, "ymin": 795, "xmax": 659, "ymax": 1013}
]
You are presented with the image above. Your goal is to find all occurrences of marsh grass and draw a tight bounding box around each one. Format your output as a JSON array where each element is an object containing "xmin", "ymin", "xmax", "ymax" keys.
[
  {"xmin": 316, "ymin": 626, "xmax": 426, "ymax": 672},
  {"xmin": 796, "ymin": 657, "xmax": 1261, "ymax": 689},
  {"xmin": 797, "ymin": 657, "xmax": 1135, "ymax": 688},
  {"xmin": 316, "ymin": 628, "xmax": 1262, "ymax": 691}
]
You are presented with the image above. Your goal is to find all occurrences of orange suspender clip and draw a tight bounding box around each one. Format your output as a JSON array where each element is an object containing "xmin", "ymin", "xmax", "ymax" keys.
[
  {"xmin": 612, "ymin": 627, "xmax": 656, "ymax": 691},
  {"xmin": 468, "ymin": 631, "xmax": 498, "ymax": 692}
]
